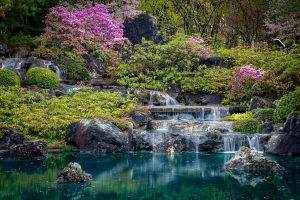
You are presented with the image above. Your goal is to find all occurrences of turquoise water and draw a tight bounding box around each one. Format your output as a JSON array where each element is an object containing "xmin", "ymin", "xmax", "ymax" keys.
[{"xmin": 0, "ymin": 152, "xmax": 300, "ymax": 200}]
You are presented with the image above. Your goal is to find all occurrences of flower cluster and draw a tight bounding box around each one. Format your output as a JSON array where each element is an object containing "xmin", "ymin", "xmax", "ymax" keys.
[
  {"xmin": 237, "ymin": 65, "xmax": 266, "ymax": 80},
  {"xmin": 186, "ymin": 36, "xmax": 211, "ymax": 60},
  {"xmin": 45, "ymin": 3, "xmax": 128, "ymax": 53}
]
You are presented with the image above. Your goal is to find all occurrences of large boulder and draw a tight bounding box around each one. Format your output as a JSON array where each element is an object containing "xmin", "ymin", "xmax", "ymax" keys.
[
  {"xmin": 130, "ymin": 110, "xmax": 151, "ymax": 128},
  {"xmin": 249, "ymin": 96, "xmax": 275, "ymax": 110},
  {"xmin": 82, "ymin": 54, "xmax": 108, "ymax": 78},
  {"xmin": 224, "ymin": 147, "xmax": 284, "ymax": 170},
  {"xmin": 66, "ymin": 119, "xmax": 131, "ymax": 153},
  {"xmin": 0, "ymin": 129, "xmax": 24, "ymax": 150},
  {"xmin": 57, "ymin": 162, "xmax": 91, "ymax": 184},
  {"xmin": 0, "ymin": 140, "xmax": 48, "ymax": 160},
  {"xmin": 123, "ymin": 13, "xmax": 163, "ymax": 45},
  {"xmin": 268, "ymin": 113, "xmax": 300, "ymax": 155}
]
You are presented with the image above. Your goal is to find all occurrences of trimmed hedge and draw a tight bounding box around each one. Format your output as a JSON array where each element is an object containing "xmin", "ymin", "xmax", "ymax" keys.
[
  {"xmin": 232, "ymin": 118, "xmax": 260, "ymax": 132},
  {"xmin": 26, "ymin": 68, "xmax": 59, "ymax": 89},
  {"xmin": 273, "ymin": 89, "xmax": 300, "ymax": 123},
  {"xmin": 0, "ymin": 69, "xmax": 20, "ymax": 86}
]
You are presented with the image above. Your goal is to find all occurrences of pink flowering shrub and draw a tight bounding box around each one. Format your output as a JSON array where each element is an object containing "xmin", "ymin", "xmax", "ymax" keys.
[
  {"xmin": 185, "ymin": 36, "xmax": 212, "ymax": 60},
  {"xmin": 42, "ymin": 3, "xmax": 128, "ymax": 64},
  {"xmin": 229, "ymin": 65, "xmax": 266, "ymax": 100}
]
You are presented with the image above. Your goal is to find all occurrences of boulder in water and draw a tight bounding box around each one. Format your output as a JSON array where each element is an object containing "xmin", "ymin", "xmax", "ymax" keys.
[
  {"xmin": 57, "ymin": 162, "xmax": 91, "ymax": 183},
  {"xmin": 224, "ymin": 147, "xmax": 284, "ymax": 170},
  {"xmin": 66, "ymin": 119, "xmax": 131, "ymax": 153}
]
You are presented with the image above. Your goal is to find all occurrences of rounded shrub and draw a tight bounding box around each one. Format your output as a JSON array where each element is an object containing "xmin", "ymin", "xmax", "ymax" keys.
[
  {"xmin": 273, "ymin": 89, "xmax": 300, "ymax": 123},
  {"xmin": 252, "ymin": 108, "xmax": 275, "ymax": 122},
  {"xmin": 232, "ymin": 118, "xmax": 260, "ymax": 132},
  {"xmin": 0, "ymin": 69, "xmax": 20, "ymax": 86},
  {"xmin": 26, "ymin": 68, "xmax": 59, "ymax": 89}
]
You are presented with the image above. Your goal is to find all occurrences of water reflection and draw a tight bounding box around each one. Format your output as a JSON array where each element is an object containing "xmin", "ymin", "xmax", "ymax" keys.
[{"xmin": 0, "ymin": 152, "xmax": 299, "ymax": 200}]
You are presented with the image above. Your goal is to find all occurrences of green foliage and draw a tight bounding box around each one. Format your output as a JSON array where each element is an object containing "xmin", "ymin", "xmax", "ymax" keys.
[
  {"xmin": 224, "ymin": 112, "xmax": 253, "ymax": 121},
  {"xmin": 232, "ymin": 118, "xmax": 260, "ymax": 132},
  {"xmin": 252, "ymin": 108, "xmax": 275, "ymax": 122},
  {"xmin": 0, "ymin": 87, "xmax": 136, "ymax": 141},
  {"xmin": 273, "ymin": 89, "xmax": 300, "ymax": 123},
  {"xmin": 26, "ymin": 68, "xmax": 59, "ymax": 89},
  {"xmin": 0, "ymin": 69, "xmax": 20, "ymax": 87},
  {"xmin": 59, "ymin": 56, "xmax": 90, "ymax": 81}
]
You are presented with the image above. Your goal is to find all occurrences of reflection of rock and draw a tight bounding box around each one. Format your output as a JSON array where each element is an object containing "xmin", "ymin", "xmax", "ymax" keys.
[
  {"xmin": 225, "ymin": 147, "xmax": 284, "ymax": 170},
  {"xmin": 66, "ymin": 119, "xmax": 130, "ymax": 153},
  {"xmin": 0, "ymin": 140, "xmax": 47, "ymax": 160},
  {"xmin": 226, "ymin": 170, "xmax": 267, "ymax": 187},
  {"xmin": 58, "ymin": 183, "xmax": 90, "ymax": 200},
  {"xmin": 269, "ymin": 113, "xmax": 300, "ymax": 155},
  {"xmin": 57, "ymin": 162, "xmax": 91, "ymax": 183}
]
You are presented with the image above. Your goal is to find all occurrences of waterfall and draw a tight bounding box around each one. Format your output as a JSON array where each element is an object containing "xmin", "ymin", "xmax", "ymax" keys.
[
  {"xmin": 223, "ymin": 134, "xmax": 266, "ymax": 153},
  {"xmin": 43, "ymin": 60, "xmax": 62, "ymax": 80},
  {"xmin": 149, "ymin": 91, "xmax": 179, "ymax": 106}
]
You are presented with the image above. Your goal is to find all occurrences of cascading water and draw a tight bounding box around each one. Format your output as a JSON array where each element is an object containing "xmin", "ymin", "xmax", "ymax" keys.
[
  {"xmin": 43, "ymin": 60, "xmax": 62, "ymax": 80},
  {"xmin": 149, "ymin": 91, "xmax": 179, "ymax": 106}
]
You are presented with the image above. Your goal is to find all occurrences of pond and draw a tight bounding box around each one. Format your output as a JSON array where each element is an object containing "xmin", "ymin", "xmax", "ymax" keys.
[{"xmin": 0, "ymin": 152, "xmax": 299, "ymax": 200}]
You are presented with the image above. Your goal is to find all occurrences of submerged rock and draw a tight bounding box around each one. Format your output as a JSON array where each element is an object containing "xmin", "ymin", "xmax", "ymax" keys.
[
  {"xmin": 57, "ymin": 162, "xmax": 91, "ymax": 183},
  {"xmin": 224, "ymin": 147, "xmax": 284, "ymax": 170},
  {"xmin": 66, "ymin": 119, "xmax": 131, "ymax": 153},
  {"xmin": 0, "ymin": 140, "xmax": 48, "ymax": 160},
  {"xmin": 269, "ymin": 113, "xmax": 300, "ymax": 156}
]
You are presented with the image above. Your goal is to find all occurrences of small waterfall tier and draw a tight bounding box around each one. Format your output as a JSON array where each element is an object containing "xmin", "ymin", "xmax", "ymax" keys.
[
  {"xmin": 149, "ymin": 91, "xmax": 180, "ymax": 106},
  {"xmin": 223, "ymin": 134, "xmax": 269, "ymax": 153},
  {"xmin": 150, "ymin": 106, "xmax": 230, "ymax": 121}
]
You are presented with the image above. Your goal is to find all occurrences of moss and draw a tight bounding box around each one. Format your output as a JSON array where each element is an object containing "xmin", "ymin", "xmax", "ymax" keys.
[
  {"xmin": 0, "ymin": 69, "xmax": 20, "ymax": 86},
  {"xmin": 26, "ymin": 68, "xmax": 59, "ymax": 89},
  {"xmin": 232, "ymin": 118, "xmax": 260, "ymax": 132}
]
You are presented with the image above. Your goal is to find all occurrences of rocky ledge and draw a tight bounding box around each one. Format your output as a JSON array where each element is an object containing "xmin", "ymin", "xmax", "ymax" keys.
[
  {"xmin": 57, "ymin": 162, "xmax": 91, "ymax": 184},
  {"xmin": 225, "ymin": 147, "xmax": 284, "ymax": 171}
]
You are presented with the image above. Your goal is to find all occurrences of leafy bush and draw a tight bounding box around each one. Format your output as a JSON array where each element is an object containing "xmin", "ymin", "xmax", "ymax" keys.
[
  {"xmin": 26, "ymin": 68, "xmax": 59, "ymax": 89},
  {"xmin": 273, "ymin": 89, "xmax": 300, "ymax": 123},
  {"xmin": 232, "ymin": 118, "xmax": 260, "ymax": 132},
  {"xmin": 0, "ymin": 69, "xmax": 20, "ymax": 86},
  {"xmin": 224, "ymin": 112, "xmax": 253, "ymax": 121},
  {"xmin": 252, "ymin": 108, "xmax": 275, "ymax": 122},
  {"xmin": 59, "ymin": 57, "xmax": 90, "ymax": 81},
  {"xmin": 0, "ymin": 87, "xmax": 136, "ymax": 140}
]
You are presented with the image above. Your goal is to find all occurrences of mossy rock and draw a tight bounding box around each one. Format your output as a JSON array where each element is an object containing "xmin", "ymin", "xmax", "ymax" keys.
[
  {"xmin": 26, "ymin": 68, "xmax": 59, "ymax": 89},
  {"xmin": 0, "ymin": 69, "xmax": 20, "ymax": 86},
  {"xmin": 232, "ymin": 118, "xmax": 260, "ymax": 132}
]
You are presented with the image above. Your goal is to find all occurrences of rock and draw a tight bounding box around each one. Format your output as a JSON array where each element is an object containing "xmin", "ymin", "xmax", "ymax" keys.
[
  {"xmin": 181, "ymin": 93, "xmax": 223, "ymax": 106},
  {"xmin": 57, "ymin": 162, "xmax": 91, "ymax": 183},
  {"xmin": 204, "ymin": 56, "xmax": 230, "ymax": 68},
  {"xmin": 229, "ymin": 106, "xmax": 249, "ymax": 114},
  {"xmin": 131, "ymin": 111, "xmax": 151, "ymax": 128},
  {"xmin": 0, "ymin": 129, "xmax": 25, "ymax": 150},
  {"xmin": 132, "ymin": 130, "xmax": 152, "ymax": 151},
  {"xmin": 123, "ymin": 13, "xmax": 163, "ymax": 45},
  {"xmin": 0, "ymin": 43, "xmax": 8, "ymax": 57},
  {"xmin": 9, "ymin": 47, "xmax": 30, "ymax": 58},
  {"xmin": 66, "ymin": 119, "xmax": 131, "ymax": 153},
  {"xmin": 82, "ymin": 54, "xmax": 108, "ymax": 78},
  {"xmin": 224, "ymin": 147, "xmax": 284, "ymax": 170},
  {"xmin": 269, "ymin": 113, "xmax": 300, "ymax": 155},
  {"xmin": 177, "ymin": 114, "xmax": 195, "ymax": 121},
  {"xmin": 0, "ymin": 140, "xmax": 48, "ymax": 160},
  {"xmin": 262, "ymin": 121, "xmax": 274, "ymax": 133},
  {"xmin": 249, "ymin": 96, "xmax": 275, "ymax": 110},
  {"xmin": 133, "ymin": 90, "xmax": 150, "ymax": 106}
]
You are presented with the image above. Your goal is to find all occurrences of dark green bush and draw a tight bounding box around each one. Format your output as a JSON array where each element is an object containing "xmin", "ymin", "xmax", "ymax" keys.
[
  {"xmin": 252, "ymin": 108, "xmax": 275, "ymax": 122},
  {"xmin": 232, "ymin": 118, "xmax": 260, "ymax": 132},
  {"xmin": 0, "ymin": 69, "xmax": 20, "ymax": 86},
  {"xmin": 59, "ymin": 57, "xmax": 90, "ymax": 81},
  {"xmin": 26, "ymin": 68, "xmax": 59, "ymax": 89},
  {"xmin": 273, "ymin": 89, "xmax": 300, "ymax": 123}
]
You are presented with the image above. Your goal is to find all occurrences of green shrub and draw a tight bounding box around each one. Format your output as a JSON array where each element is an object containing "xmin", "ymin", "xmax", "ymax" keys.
[
  {"xmin": 224, "ymin": 112, "xmax": 253, "ymax": 121},
  {"xmin": 0, "ymin": 87, "xmax": 136, "ymax": 141},
  {"xmin": 59, "ymin": 57, "xmax": 90, "ymax": 81},
  {"xmin": 0, "ymin": 69, "xmax": 20, "ymax": 86},
  {"xmin": 232, "ymin": 118, "xmax": 260, "ymax": 132},
  {"xmin": 273, "ymin": 89, "xmax": 300, "ymax": 123},
  {"xmin": 26, "ymin": 68, "xmax": 59, "ymax": 89},
  {"xmin": 252, "ymin": 108, "xmax": 275, "ymax": 122}
]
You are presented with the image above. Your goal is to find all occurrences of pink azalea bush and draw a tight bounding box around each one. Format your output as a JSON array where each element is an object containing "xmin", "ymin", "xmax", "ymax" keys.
[
  {"xmin": 43, "ymin": 3, "xmax": 128, "ymax": 63},
  {"xmin": 186, "ymin": 36, "xmax": 212, "ymax": 60},
  {"xmin": 229, "ymin": 65, "xmax": 266, "ymax": 100}
]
